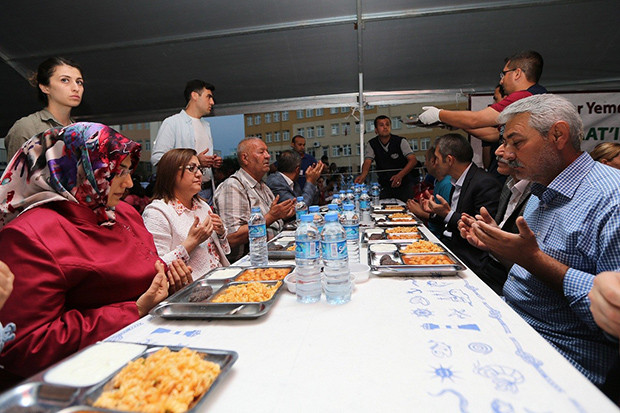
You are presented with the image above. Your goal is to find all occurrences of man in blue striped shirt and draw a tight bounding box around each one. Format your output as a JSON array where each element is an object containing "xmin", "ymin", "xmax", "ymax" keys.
[{"xmin": 468, "ymin": 94, "xmax": 620, "ymax": 387}]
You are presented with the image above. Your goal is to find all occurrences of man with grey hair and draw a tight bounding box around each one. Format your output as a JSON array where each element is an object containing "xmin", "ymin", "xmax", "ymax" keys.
[
  {"xmin": 464, "ymin": 94, "xmax": 620, "ymax": 388},
  {"xmin": 265, "ymin": 150, "xmax": 323, "ymax": 206},
  {"xmin": 214, "ymin": 138, "xmax": 295, "ymax": 262}
]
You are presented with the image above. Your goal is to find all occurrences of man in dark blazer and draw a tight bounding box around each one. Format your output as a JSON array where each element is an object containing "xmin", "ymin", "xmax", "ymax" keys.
[
  {"xmin": 423, "ymin": 134, "xmax": 502, "ymax": 276},
  {"xmin": 458, "ymin": 142, "xmax": 532, "ymax": 294},
  {"xmin": 265, "ymin": 150, "xmax": 323, "ymax": 207}
]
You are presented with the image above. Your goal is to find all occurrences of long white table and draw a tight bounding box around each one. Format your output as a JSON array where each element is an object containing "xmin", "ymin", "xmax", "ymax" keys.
[{"xmin": 107, "ymin": 224, "xmax": 619, "ymax": 412}]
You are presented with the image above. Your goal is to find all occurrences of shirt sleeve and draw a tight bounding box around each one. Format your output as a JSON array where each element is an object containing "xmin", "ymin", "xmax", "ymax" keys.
[
  {"xmin": 214, "ymin": 179, "xmax": 250, "ymax": 235},
  {"xmin": 142, "ymin": 204, "xmax": 190, "ymax": 264},
  {"xmin": 4, "ymin": 118, "xmax": 37, "ymax": 160},
  {"xmin": 151, "ymin": 118, "xmax": 176, "ymax": 166},
  {"xmin": 400, "ymin": 139, "xmax": 414, "ymax": 157},
  {"xmin": 490, "ymin": 91, "xmax": 532, "ymax": 113},
  {"xmin": 0, "ymin": 226, "xmax": 140, "ymax": 377},
  {"xmin": 563, "ymin": 208, "xmax": 620, "ymax": 331},
  {"xmin": 364, "ymin": 142, "xmax": 375, "ymax": 160}
]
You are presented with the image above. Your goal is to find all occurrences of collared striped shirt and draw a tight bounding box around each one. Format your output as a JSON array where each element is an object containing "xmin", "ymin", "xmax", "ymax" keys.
[{"xmin": 504, "ymin": 152, "xmax": 620, "ymax": 386}]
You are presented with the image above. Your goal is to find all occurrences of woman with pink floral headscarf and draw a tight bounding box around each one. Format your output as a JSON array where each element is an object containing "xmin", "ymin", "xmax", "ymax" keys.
[{"xmin": 0, "ymin": 123, "xmax": 190, "ymax": 385}]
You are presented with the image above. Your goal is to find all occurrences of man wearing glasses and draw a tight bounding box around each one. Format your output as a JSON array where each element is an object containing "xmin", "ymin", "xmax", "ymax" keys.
[
  {"xmin": 151, "ymin": 79, "xmax": 223, "ymax": 204},
  {"xmin": 419, "ymin": 50, "xmax": 547, "ymax": 143}
]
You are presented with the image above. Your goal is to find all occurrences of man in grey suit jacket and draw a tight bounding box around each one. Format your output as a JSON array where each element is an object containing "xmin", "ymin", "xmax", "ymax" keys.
[
  {"xmin": 265, "ymin": 150, "xmax": 323, "ymax": 208},
  {"xmin": 423, "ymin": 134, "xmax": 502, "ymax": 277}
]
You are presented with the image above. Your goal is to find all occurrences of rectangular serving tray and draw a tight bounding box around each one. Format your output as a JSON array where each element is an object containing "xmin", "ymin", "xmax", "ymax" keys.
[
  {"xmin": 150, "ymin": 277, "xmax": 286, "ymax": 320},
  {"xmin": 368, "ymin": 247, "xmax": 466, "ymax": 276},
  {"xmin": 0, "ymin": 343, "xmax": 238, "ymax": 413}
]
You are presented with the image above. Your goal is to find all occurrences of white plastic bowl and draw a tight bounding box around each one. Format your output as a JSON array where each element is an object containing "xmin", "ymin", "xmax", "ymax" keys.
[
  {"xmin": 349, "ymin": 263, "xmax": 370, "ymax": 283},
  {"xmin": 284, "ymin": 272, "xmax": 297, "ymax": 293}
]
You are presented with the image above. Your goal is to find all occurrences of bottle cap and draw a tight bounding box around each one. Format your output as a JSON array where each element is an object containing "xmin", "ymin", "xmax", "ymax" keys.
[
  {"xmin": 309, "ymin": 205, "xmax": 320, "ymax": 212},
  {"xmin": 328, "ymin": 204, "xmax": 339, "ymax": 211},
  {"xmin": 344, "ymin": 204, "xmax": 354, "ymax": 211},
  {"xmin": 325, "ymin": 212, "xmax": 339, "ymax": 222},
  {"xmin": 296, "ymin": 196, "xmax": 304, "ymax": 202},
  {"xmin": 251, "ymin": 207, "xmax": 261, "ymax": 213},
  {"xmin": 300, "ymin": 214, "xmax": 313, "ymax": 222}
]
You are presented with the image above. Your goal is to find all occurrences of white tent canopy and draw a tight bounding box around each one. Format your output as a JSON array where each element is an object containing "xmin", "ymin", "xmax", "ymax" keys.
[{"xmin": 2, "ymin": 0, "xmax": 619, "ymax": 135}]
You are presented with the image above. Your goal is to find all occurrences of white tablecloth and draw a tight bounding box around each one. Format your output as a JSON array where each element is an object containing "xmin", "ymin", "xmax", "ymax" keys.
[{"xmin": 107, "ymin": 224, "xmax": 619, "ymax": 412}]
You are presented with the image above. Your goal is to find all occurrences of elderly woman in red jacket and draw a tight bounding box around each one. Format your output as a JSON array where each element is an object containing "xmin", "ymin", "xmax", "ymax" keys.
[{"xmin": 0, "ymin": 123, "xmax": 191, "ymax": 384}]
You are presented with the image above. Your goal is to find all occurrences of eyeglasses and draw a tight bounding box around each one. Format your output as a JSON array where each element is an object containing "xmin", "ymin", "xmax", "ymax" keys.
[
  {"xmin": 180, "ymin": 164, "xmax": 206, "ymax": 175},
  {"xmin": 499, "ymin": 68, "xmax": 517, "ymax": 79}
]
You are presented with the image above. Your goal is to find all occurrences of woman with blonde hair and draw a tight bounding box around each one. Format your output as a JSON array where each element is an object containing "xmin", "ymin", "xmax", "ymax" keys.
[
  {"xmin": 590, "ymin": 142, "xmax": 620, "ymax": 169},
  {"xmin": 143, "ymin": 149, "xmax": 231, "ymax": 278}
]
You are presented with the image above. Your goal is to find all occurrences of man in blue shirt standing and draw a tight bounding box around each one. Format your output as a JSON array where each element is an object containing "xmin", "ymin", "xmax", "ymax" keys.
[
  {"xmin": 290, "ymin": 135, "xmax": 318, "ymax": 189},
  {"xmin": 466, "ymin": 94, "xmax": 620, "ymax": 387}
]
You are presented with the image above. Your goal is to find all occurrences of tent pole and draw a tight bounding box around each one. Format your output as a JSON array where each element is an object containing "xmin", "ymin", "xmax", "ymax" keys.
[{"xmin": 357, "ymin": 0, "xmax": 365, "ymax": 177}]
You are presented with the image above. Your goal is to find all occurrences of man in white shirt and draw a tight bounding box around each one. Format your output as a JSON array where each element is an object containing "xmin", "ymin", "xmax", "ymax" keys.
[{"xmin": 151, "ymin": 80, "xmax": 223, "ymax": 204}]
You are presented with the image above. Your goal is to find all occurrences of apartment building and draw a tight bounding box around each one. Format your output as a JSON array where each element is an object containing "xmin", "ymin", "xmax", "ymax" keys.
[{"xmin": 244, "ymin": 101, "xmax": 465, "ymax": 173}]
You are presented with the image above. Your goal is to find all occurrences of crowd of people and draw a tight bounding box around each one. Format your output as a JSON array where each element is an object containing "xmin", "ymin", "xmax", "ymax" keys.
[{"xmin": 1, "ymin": 51, "xmax": 620, "ymax": 404}]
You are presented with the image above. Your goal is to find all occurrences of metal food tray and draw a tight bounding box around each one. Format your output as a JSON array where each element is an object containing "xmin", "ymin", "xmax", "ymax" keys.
[
  {"xmin": 150, "ymin": 278, "xmax": 285, "ymax": 320},
  {"xmin": 373, "ymin": 213, "xmax": 420, "ymax": 226},
  {"xmin": 368, "ymin": 247, "xmax": 466, "ymax": 276},
  {"xmin": 0, "ymin": 343, "xmax": 237, "ymax": 413},
  {"xmin": 371, "ymin": 203, "xmax": 406, "ymax": 213},
  {"xmin": 267, "ymin": 234, "xmax": 296, "ymax": 259},
  {"xmin": 362, "ymin": 227, "xmax": 427, "ymax": 244}
]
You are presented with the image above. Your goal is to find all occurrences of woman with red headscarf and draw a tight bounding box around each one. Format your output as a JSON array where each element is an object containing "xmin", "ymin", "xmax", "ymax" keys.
[{"xmin": 0, "ymin": 123, "xmax": 190, "ymax": 384}]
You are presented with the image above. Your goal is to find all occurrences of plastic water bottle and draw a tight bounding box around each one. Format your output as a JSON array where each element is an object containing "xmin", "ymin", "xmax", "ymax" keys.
[
  {"xmin": 295, "ymin": 214, "xmax": 321, "ymax": 303},
  {"xmin": 295, "ymin": 196, "xmax": 308, "ymax": 224},
  {"xmin": 331, "ymin": 193, "xmax": 342, "ymax": 213},
  {"xmin": 354, "ymin": 184, "xmax": 362, "ymax": 213},
  {"xmin": 327, "ymin": 203, "xmax": 340, "ymax": 218},
  {"xmin": 344, "ymin": 189, "xmax": 355, "ymax": 207},
  {"xmin": 359, "ymin": 189, "xmax": 371, "ymax": 224},
  {"xmin": 370, "ymin": 182, "xmax": 381, "ymax": 207},
  {"xmin": 321, "ymin": 212, "xmax": 351, "ymax": 304},
  {"xmin": 339, "ymin": 190, "xmax": 346, "ymax": 212},
  {"xmin": 308, "ymin": 205, "xmax": 325, "ymax": 234},
  {"xmin": 248, "ymin": 207, "xmax": 268, "ymax": 266},
  {"xmin": 340, "ymin": 204, "xmax": 360, "ymax": 263}
]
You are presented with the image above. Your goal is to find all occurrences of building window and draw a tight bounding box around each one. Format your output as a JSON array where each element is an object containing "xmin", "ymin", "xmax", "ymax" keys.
[
  {"xmin": 322, "ymin": 146, "xmax": 329, "ymax": 157},
  {"xmin": 297, "ymin": 128, "xmax": 305, "ymax": 137},
  {"xmin": 342, "ymin": 144, "xmax": 352, "ymax": 156},
  {"xmin": 296, "ymin": 110, "xmax": 304, "ymax": 119},
  {"xmin": 273, "ymin": 112, "xmax": 280, "ymax": 122},
  {"xmin": 269, "ymin": 151, "xmax": 274, "ymax": 159},
  {"xmin": 283, "ymin": 130, "xmax": 290, "ymax": 141},
  {"xmin": 274, "ymin": 131, "xmax": 280, "ymax": 142},
  {"xmin": 341, "ymin": 107, "xmax": 348, "ymax": 113},
  {"xmin": 282, "ymin": 111, "xmax": 289, "ymax": 121},
  {"xmin": 391, "ymin": 116, "xmax": 402, "ymax": 129},
  {"xmin": 409, "ymin": 139, "xmax": 419, "ymax": 151},
  {"xmin": 266, "ymin": 132, "xmax": 272, "ymax": 143},
  {"xmin": 307, "ymin": 126, "xmax": 315, "ymax": 138},
  {"xmin": 254, "ymin": 115, "xmax": 261, "ymax": 125},
  {"xmin": 331, "ymin": 124, "xmax": 339, "ymax": 136},
  {"xmin": 265, "ymin": 113, "xmax": 271, "ymax": 124},
  {"xmin": 316, "ymin": 108, "xmax": 324, "ymax": 116},
  {"xmin": 332, "ymin": 145, "xmax": 341, "ymax": 157},
  {"xmin": 246, "ymin": 116, "xmax": 253, "ymax": 127},
  {"xmin": 330, "ymin": 107, "xmax": 339, "ymax": 114},
  {"xmin": 356, "ymin": 143, "xmax": 361, "ymax": 155},
  {"xmin": 136, "ymin": 123, "xmax": 143, "ymax": 130},
  {"xmin": 275, "ymin": 151, "xmax": 282, "ymax": 157},
  {"xmin": 355, "ymin": 122, "xmax": 360, "ymax": 133},
  {"xmin": 145, "ymin": 141, "xmax": 151, "ymax": 151},
  {"xmin": 317, "ymin": 125, "xmax": 325, "ymax": 137},
  {"xmin": 306, "ymin": 109, "xmax": 313, "ymax": 118},
  {"xmin": 420, "ymin": 137, "xmax": 431, "ymax": 151},
  {"xmin": 341, "ymin": 122, "xmax": 351, "ymax": 136},
  {"xmin": 365, "ymin": 120, "xmax": 374, "ymax": 133},
  {"xmin": 127, "ymin": 124, "xmax": 134, "ymax": 130}
]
